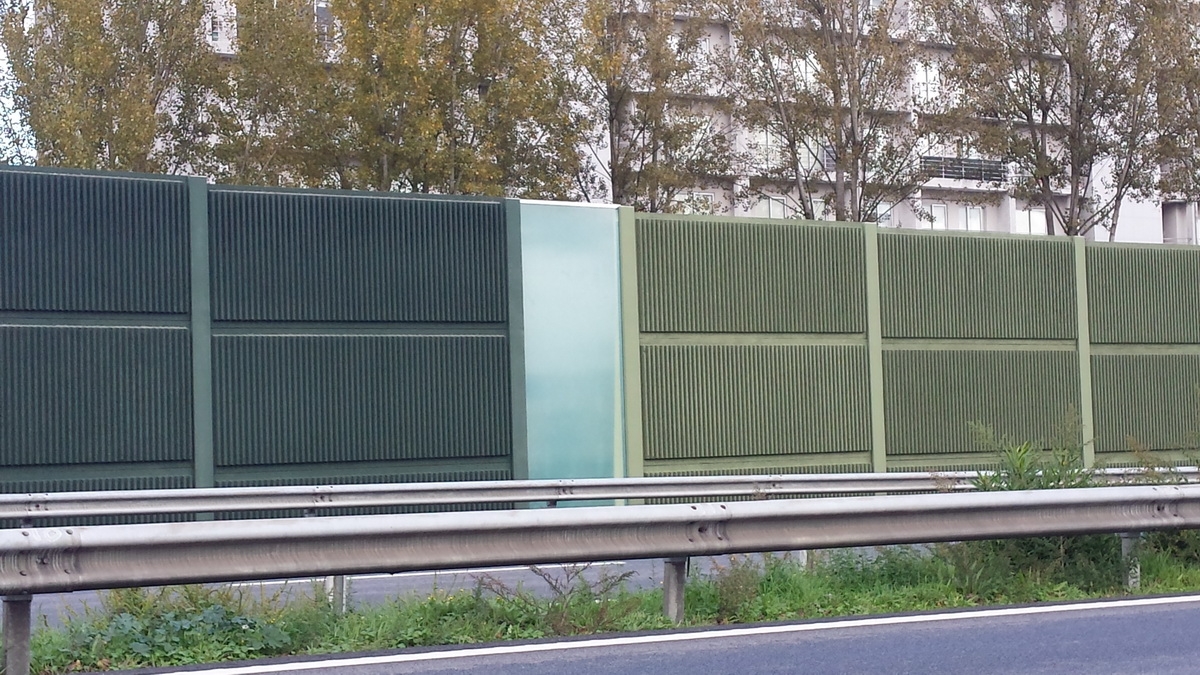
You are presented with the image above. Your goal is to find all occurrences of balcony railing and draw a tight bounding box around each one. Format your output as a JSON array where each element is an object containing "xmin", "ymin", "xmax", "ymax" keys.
[{"xmin": 921, "ymin": 156, "xmax": 1007, "ymax": 183}]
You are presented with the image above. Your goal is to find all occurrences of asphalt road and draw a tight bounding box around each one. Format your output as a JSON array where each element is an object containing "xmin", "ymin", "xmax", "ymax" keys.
[{"xmin": 130, "ymin": 595, "xmax": 1200, "ymax": 675}]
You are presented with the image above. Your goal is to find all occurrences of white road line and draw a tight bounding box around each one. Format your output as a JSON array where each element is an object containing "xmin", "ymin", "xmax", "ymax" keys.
[
  {"xmin": 227, "ymin": 561, "xmax": 628, "ymax": 588},
  {"xmin": 160, "ymin": 593, "xmax": 1200, "ymax": 675}
]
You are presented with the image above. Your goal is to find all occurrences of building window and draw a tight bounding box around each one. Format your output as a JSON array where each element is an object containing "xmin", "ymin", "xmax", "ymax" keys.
[
  {"xmin": 1016, "ymin": 208, "xmax": 1046, "ymax": 235},
  {"xmin": 673, "ymin": 192, "xmax": 715, "ymax": 215},
  {"xmin": 963, "ymin": 206, "xmax": 983, "ymax": 231},
  {"xmin": 927, "ymin": 203, "xmax": 947, "ymax": 230},
  {"xmin": 210, "ymin": 17, "xmax": 219, "ymax": 42},
  {"xmin": 877, "ymin": 203, "xmax": 895, "ymax": 227}
]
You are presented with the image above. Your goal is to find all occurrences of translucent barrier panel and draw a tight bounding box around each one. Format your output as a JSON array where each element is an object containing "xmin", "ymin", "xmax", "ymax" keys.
[{"xmin": 519, "ymin": 202, "xmax": 624, "ymax": 482}]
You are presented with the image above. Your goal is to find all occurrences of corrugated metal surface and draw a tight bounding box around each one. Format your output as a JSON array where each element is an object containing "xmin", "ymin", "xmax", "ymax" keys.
[
  {"xmin": 883, "ymin": 350, "xmax": 1081, "ymax": 455},
  {"xmin": 0, "ymin": 171, "xmax": 189, "ymax": 313},
  {"xmin": 209, "ymin": 189, "xmax": 508, "ymax": 322},
  {"xmin": 1088, "ymin": 245, "xmax": 1200, "ymax": 344},
  {"xmin": 644, "ymin": 464, "xmax": 874, "ymax": 503},
  {"xmin": 213, "ymin": 335, "xmax": 512, "ymax": 466},
  {"xmin": 1092, "ymin": 354, "xmax": 1200, "ymax": 453},
  {"xmin": 641, "ymin": 345, "xmax": 872, "ymax": 460},
  {"xmin": 647, "ymin": 463, "xmax": 872, "ymax": 477},
  {"xmin": 0, "ymin": 326, "xmax": 193, "ymax": 465},
  {"xmin": 636, "ymin": 217, "xmax": 866, "ymax": 333},
  {"xmin": 0, "ymin": 474, "xmax": 193, "ymax": 493},
  {"xmin": 879, "ymin": 232, "xmax": 1076, "ymax": 339}
]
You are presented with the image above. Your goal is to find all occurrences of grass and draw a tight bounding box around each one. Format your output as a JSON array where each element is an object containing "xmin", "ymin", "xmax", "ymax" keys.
[{"xmin": 13, "ymin": 535, "xmax": 1200, "ymax": 674}]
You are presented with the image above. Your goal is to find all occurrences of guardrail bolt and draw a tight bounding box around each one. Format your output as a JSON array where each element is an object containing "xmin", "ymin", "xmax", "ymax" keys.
[{"xmin": 3, "ymin": 594, "xmax": 33, "ymax": 675}]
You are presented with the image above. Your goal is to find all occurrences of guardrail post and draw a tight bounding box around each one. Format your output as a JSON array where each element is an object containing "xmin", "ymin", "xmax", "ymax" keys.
[
  {"xmin": 1120, "ymin": 532, "xmax": 1141, "ymax": 591},
  {"xmin": 662, "ymin": 557, "xmax": 687, "ymax": 623},
  {"xmin": 303, "ymin": 508, "xmax": 346, "ymax": 613},
  {"xmin": 322, "ymin": 575, "xmax": 347, "ymax": 615},
  {"xmin": 3, "ymin": 594, "xmax": 32, "ymax": 675}
]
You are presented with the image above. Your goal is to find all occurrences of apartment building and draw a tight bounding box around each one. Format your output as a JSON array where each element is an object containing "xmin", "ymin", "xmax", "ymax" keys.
[{"xmin": 666, "ymin": 15, "xmax": 1190, "ymax": 245}]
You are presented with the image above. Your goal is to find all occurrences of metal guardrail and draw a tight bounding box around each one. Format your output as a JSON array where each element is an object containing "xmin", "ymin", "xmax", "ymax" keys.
[
  {"xmin": 5, "ymin": 483, "xmax": 1200, "ymax": 673},
  {"xmin": 3, "ymin": 468, "xmax": 1194, "ymax": 522},
  {"xmin": 0, "ymin": 473, "xmax": 976, "ymax": 521},
  {"xmin": 3, "ymin": 470, "xmax": 1198, "ymax": 674},
  {"xmin": 9, "ymin": 484, "xmax": 1200, "ymax": 596}
]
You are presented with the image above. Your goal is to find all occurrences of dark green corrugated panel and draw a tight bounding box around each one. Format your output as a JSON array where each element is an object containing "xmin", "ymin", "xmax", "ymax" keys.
[
  {"xmin": 0, "ymin": 170, "xmax": 190, "ymax": 313},
  {"xmin": 0, "ymin": 474, "xmax": 193, "ymax": 493},
  {"xmin": 213, "ymin": 335, "xmax": 512, "ymax": 466},
  {"xmin": 215, "ymin": 469, "xmax": 511, "ymax": 487},
  {"xmin": 0, "ymin": 326, "xmax": 193, "ymax": 465},
  {"xmin": 1087, "ymin": 245, "xmax": 1200, "ymax": 344},
  {"xmin": 209, "ymin": 189, "xmax": 507, "ymax": 322},
  {"xmin": 879, "ymin": 232, "xmax": 1076, "ymax": 339},
  {"xmin": 641, "ymin": 345, "xmax": 872, "ymax": 460},
  {"xmin": 1092, "ymin": 354, "xmax": 1200, "ymax": 453},
  {"xmin": 883, "ymin": 350, "xmax": 1081, "ymax": 455},
  {"xmin": 636, "ymin": 217, "xmax": 866, "ymax": 333},
  {"xmin": 216, "ymin": 469, "xmax": 513, "ymax": 518}
]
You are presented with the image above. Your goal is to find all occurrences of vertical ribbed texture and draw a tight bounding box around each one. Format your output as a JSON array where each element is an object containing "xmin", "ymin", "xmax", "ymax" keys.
[
  {"xmin": 648, "ymin": 464, "xmax": 872, "ymax": 477},
  {"xmin": 213, "ymin": 335, "xmax": 511, "ymax": 466},
  {"xmin": 641, "ymin": 345, "xmax": 872, "ymax": 460},
  {"xmin": 215, "ymin": 470, "xmax": 515, "ymax": 517},
  {"xmin": 637, "ymin": 217, "xmax": 866, "ymax": 333},
  {"xmin": 0, "ymin": 171, "xmax": 190, "ymax": 313},
  {"xmin": 1088, "ymin": 245, "xmax": 1200, "ymax": 344},
  {"xmin": 0, "ymin": 475, "xmax": 192, "ymax": 493},
  {"xmin": 1092, "ymin": 355, "xmax": 1200, "ymax": 453},
  {"xmin": 883, "ymin": 350, "xmax": 1081, "ymax": 455},
  {"xmin": 879, "ymin": 232, "xmax": 1076, "ymax": 339},
  {"xmin": 0, "ymin": 326, "xmax": 193, "ymax": 465},
  {"xmin": 209, "ymin": 189, "xmax": 508, "ymax": 322}
]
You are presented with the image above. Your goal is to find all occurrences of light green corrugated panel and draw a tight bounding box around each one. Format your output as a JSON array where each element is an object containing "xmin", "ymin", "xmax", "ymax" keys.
[
  {"xmin": 641, "ymin": 344, "xmax": 872, "ymax": 460},
  {"xmin": 212, "ymin": 335, "xmax": 512, "ymax": 466},
  {"xmin": 0, "ymin": 326, "xmax": 193, "ymax": 466},
  {"xmin": 1087, "ymin": 245, "xmax": 1200, "ymax": 344},
  {"xmin": 1092, "ymin": 354, "xmax": 1200, "ymax": 453},
  {"xmin": 879, "ymin": 231, "xmax": 1076, "ymax": 339},
  {"xmin": 636, "ymin": 216, "xmax": 867, "ymax": 333},
  {"xmin": 646, "ymin": 463, "xmax": 872, "ymax": 477},
  {"xmin": 883, "ymin": 350, "xmax": 1081, "ymax": 455}
]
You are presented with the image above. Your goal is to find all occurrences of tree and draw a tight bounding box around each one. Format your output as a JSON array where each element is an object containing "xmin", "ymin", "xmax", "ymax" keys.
[
  {"xmin": 332, "ymin": 0, "xmax": 586, "ymax": 198},
  {"xmin": 564, "ymin": 0, "xmax": 734, "ymax": 211},
  {"xmin": 922, "ymin": 0, "xmax": 1194, "ymax": 238},
  {"xmin": 717, "ymin": 0, "xmax": 939, "ymax": 222},
  {"xmin": 0, "ymin": 0, "xmax": 219, "ymax": 173},
  {"xmin": 212, "ymin": 0, "xmax": 348, "ymax": 187}
]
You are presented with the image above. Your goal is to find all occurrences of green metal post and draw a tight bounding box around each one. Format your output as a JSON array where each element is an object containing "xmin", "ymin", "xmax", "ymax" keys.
[
  {"xmin": 618, "ymin": 207, "xmax": 645, "ymax": 478},
  {"xmin": 505, "ymin": 199, "xmax": 529, "ymax": 480},
  {"xmin": 188, "ymin": 177, "xmax": 215, "ymax": 491},
  {"xmin": 1073, "ymin": 237, "xmax": 1096, "ymax": 467},
  {"xmin": 863, "ymin": 223, "xmax": 888, "ymax": 473}
]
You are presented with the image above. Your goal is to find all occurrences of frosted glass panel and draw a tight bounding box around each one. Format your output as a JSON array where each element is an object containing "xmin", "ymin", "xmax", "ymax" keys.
[{"xmin": 520, "ymin": 202, "xmax": 624, "ymax": 482}]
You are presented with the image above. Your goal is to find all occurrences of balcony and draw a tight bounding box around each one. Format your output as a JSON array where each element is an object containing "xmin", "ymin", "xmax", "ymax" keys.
[{"xmin": 921, "ymin": 156, "xmax": 1007, "ymax": 183}]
